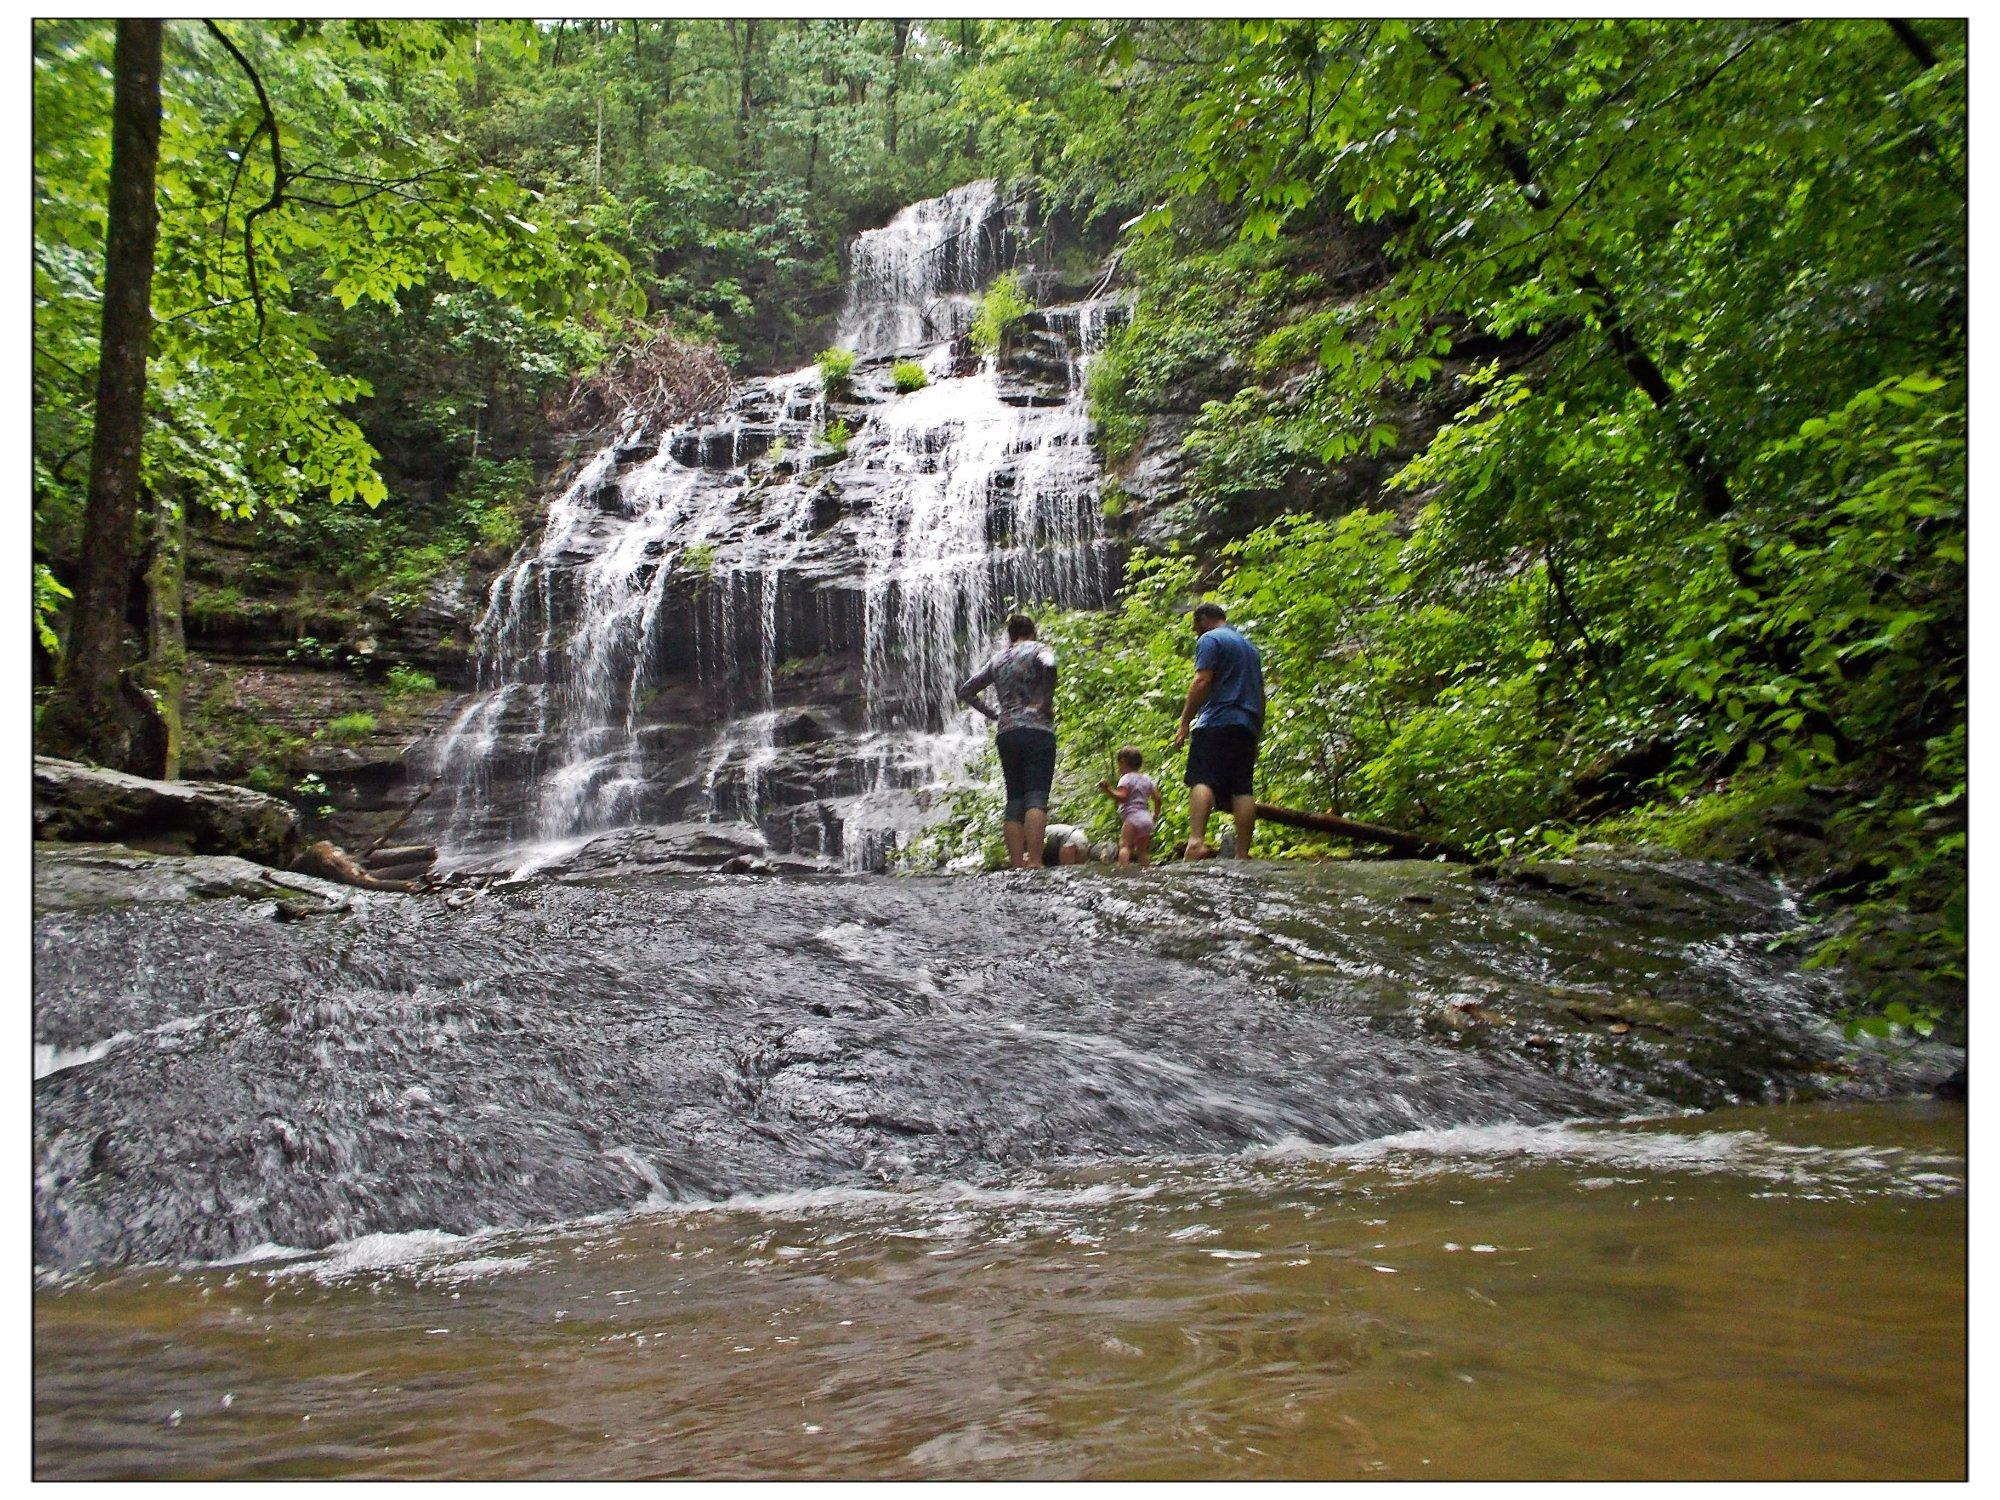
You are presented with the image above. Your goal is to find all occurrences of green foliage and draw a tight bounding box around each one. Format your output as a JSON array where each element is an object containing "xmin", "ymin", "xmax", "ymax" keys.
[
  {"xmin": 891, "ymin": 359, "xmax": 930, "ymax": 393},
  {"xmin": 32, "ymin": 17, "xmax": 638, "ymax": 571},
  {"xmin": 823, "ymin": 417, "xmax": 855, "ymax": 455},
  {"xmin": 384, "ymin": 664, "xmax": 439, "ymax": 698},
  {"xmin": 292, "ymin": 771, "xmax": 336, "ymax": 819},
  {"xmin": 456, "ymin": 19, "xmax": 986, "ymax": 362},
  {"xmin": 943, "ymin": 16, "xmax": 1964, "ymax": 1017},
  {"xmin": 319, "ymin": 710, "xmax": 378, "ymax": 742},
  {"xmin": 969, "ymin": 271, "xmax": 1032, "ymax": 355},
  {"xmin": 816, "ymin": 346, "xmax": 857, "ymax": 396},
  {"xmin": 33, "ymin": 564, "xmax": 71, "ymax": 656},
  {"xmin": 681, "ymin": 542, "xmax": 717, "ymax": 577}
]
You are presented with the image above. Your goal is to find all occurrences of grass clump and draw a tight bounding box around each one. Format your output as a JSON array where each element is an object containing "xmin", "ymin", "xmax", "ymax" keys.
[
  {"xmin": 384, "ymin": 664, "xmax": 440, "ymax": 698},
  {"xmin": 816, "ymin": 346, "xmax": 857, "ymax": 397},
  {"xmin": 320, "ymin": 711, "xmax": 378, "ymax": 743},
  {"xmin": 969, "ymin": 271, "xmax": 1033, "ymax": 355},
  {"xmin": 892, "ymin": 360, "xmax": 930, "ymax": 394},
  {"xmin": 824, "ymin": 418, "xmax": 855, "ymax": 456}
]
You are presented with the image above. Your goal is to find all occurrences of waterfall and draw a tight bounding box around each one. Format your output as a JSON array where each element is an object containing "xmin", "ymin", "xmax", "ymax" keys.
[
  {"xmin": 423, "ymin": 185, "xmax": 1122, "ymax": 872},
  {"xmin": 837, "ymin": 179, "xmax": 1017, "ymax": 352}
]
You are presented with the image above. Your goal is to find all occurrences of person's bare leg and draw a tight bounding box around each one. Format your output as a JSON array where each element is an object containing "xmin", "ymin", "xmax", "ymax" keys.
[
  {"xmin": 1186, "ymin": 783, "xmax": 1215, "ymax": 858},
  {"xmin": 1003, "ymin": 820, "xmax": 1026, "ymax": 868},
  {"xmin": 1024, "ymin": 807, "xmax": 1048, "ymax": 868},
  {"xmin": 1118, "ymin": 827, "xmax": 1134, "ymax": 866},
  {"xmin": 1232, "ymin": 794, "xmax": 1256, "ymax": 859},
  {"xmin": 1135, "ymin": 830, "xmax": 1153, "ymax": 869}
]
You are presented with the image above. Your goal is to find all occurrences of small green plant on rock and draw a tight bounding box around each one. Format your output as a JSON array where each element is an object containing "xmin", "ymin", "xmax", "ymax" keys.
[
  {"xmin": 681, "ymin": 542, "xmax": 718, "ymax": 576},
  {"xmin": 320, "ymin": 711, "xmax": 378, "ymax": 743},
  {"xmin": 824, "ymin": 418, "xmax": 854, "ymax": 456},
  {"xmin": 816, "ymin": 346, "xmax": 857, "ymax": 397},
  {"xmin": 292, "ymin": 772, "xmax": 336, "ymax": 819},
  {"xmin": 892, "ymin": 360, "xmax": 930, "ymax": 393},
  {"xmin": 970, "ymin": 271, "xmax": 1033, "ymax": 356},
  {"xmin": 384, "ymin": 665, "xmax": 439, "ymax": 698}
]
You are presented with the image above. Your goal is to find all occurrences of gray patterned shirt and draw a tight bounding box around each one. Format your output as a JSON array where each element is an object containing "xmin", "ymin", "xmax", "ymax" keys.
[{"xmin": 958, "ymin": 640, "xmax": 1057, "ymax": 734}]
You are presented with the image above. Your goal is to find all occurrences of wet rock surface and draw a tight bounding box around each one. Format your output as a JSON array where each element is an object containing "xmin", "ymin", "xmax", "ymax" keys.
[
  {"xmin": 31, "ymin": 855, "xmax": 1955, "ymax": 1271},
  {"xmin": 34, "ymin": 843, "xmax": 357, "ymax": 913},
  {"xmin": 34, "ymin": 757, "xmax": 302, "ymax": 867},
  {"xmin": 415, "ymin": 184, "xmax": 1122, "ymax": 872}
]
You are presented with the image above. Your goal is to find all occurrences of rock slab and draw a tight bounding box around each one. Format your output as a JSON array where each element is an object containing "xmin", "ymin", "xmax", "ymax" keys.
[{"xmin": 34, "ymin": 756, "xmax": 301, "ymax": 867}]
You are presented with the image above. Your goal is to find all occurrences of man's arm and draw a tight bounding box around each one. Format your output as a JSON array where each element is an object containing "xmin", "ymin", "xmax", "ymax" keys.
[
  {"xmin": 956, "ymin": 663, "xmax": 998, "ymax": 721},
  {"xmin": 1174, "ymin": 668, "xmax": 1216, "ymax": 748}
]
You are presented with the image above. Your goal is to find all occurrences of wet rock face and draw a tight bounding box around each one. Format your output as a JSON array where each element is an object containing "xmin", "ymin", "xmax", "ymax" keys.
[
  {"xmin": 33, "ymin": 844, "xmax": 356, "ymax": 912},
  {"xmin": 31, "ymin": 855, "xmax": 1956, "ymax": 1271},
  {"xmin": 417, "ymin": 185, "xmax": 1127, "ymax": 872},
  {"xmin": 34, "ymin": 757, "xmax": 301, "ymax": 867}
]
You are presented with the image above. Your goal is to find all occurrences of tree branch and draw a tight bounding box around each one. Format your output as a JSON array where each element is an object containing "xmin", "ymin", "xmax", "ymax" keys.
[{"xmin": 203, "ymin": 20, "xmax": 285, "ymax": 341}]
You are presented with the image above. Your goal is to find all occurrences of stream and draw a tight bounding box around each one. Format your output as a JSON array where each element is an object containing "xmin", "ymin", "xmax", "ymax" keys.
[{"xmin": 32, "ymin": 853, "xmax": 1965, "ymax": 1478}]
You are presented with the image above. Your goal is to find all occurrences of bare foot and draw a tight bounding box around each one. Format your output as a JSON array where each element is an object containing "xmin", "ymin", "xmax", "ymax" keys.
[{"xmin": 1183, "ymin": 839, "xmax": 1214, "ymax": 861}]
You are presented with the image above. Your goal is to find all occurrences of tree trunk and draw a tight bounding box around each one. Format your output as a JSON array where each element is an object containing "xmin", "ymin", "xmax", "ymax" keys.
[
  {"xmin": 137, "ymin": 489, "xmax": 186, "ymax": 778},
  {"xmin": 46, "ymin": 19, "xmax": 165, "ymax": 772},
  {"xmin": 730, "ymin": 19, "xmax": 759, "ymax": 165},
  {"xmin": 885, "ymin": 19, "xmax": 911, "ymax": 153}
]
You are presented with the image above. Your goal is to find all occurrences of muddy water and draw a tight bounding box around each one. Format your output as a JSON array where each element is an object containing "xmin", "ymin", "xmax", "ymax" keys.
[{"xmin": 35, "ymin": 1100, "xmax": 1963, "ymax": 1480}]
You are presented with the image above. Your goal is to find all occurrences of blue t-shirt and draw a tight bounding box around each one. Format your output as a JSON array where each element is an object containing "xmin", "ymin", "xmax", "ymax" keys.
[{"xmin": 1193, "ymin": 625, "xmax": 1265, "ymax": 732}]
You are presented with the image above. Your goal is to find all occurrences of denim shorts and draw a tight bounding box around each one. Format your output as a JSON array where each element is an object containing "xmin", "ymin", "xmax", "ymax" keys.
[{"xmin": 996, "ymin": 727, "xmax": 1057, "ymax": 822}]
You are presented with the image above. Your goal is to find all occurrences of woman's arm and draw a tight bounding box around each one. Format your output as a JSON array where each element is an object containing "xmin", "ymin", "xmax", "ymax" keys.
[{"xmin": 955, "ymin": 662, "xmax": 998, "ymax": 721}]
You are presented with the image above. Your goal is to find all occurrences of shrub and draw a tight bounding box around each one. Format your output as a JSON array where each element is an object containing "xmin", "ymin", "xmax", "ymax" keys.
[
  {"xmin": 892, "ymin": 360, "xmax": 930, "ymax": 394},
  {"xmin": 824, "ymin": 418, "xmax": 854, "ymax": 455},
  {"xmin": 185, "ymin": 585, "xmax": 249, "ymax": 630},
  {"xmin": 816, "ymin": 346, "xmax": 857, "ymax": 396},
  {"xmin": 969, "ymin": 271, "xmax": 1033, "ymax": 355},
  {"xmin": 243, "ymin": 764, "xmax": 287, "ymax": 794},
  {"xmin": 320, "ymin": 711, "xmax": 378, "ymax": 743},
  {"xmin": 384, "ymin": 665, "xmax": 439, "ymax": 698}
]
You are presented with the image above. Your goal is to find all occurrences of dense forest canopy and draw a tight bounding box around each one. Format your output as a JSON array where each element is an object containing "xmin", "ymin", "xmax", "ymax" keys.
[{"xmin": 31, "ymin": 18, "xmax": 1966, "ymax": 1024}]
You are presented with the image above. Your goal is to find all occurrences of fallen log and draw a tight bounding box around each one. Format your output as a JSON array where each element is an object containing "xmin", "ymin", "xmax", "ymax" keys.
[
  {"xmin": 363, "ymin": 842, "xmax": 436, "ymax": 869},
  {"xmin": 366, "ymin": 856, "xmax": 436, "ymax": 883},
  {"xmin": 292, "ymin": 838, "xmax": 426, "ymax": 892},
  {"xmin": 1252, "ymin": 803, "xmax": 1469, "ymax": 862}
]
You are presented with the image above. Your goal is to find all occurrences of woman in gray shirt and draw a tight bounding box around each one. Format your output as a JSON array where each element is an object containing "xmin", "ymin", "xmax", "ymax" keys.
[{"xmin": 957, "ymin": 612, "xmax": 1058, "ymax": 868}]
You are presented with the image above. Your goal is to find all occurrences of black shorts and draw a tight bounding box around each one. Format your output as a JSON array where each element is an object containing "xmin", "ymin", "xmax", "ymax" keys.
[
  {"xmin": 1185, "ymin": 723, "xmax": 1259, "ymax": 801},
  {"xmin": 996, "ymin": 727, "xmax": 1057, "ymax": 822}
]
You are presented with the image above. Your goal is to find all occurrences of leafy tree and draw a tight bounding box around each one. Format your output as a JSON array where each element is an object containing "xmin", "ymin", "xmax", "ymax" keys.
[{"xmin": 34, "ymin": 18, "xmax": 639, "ymax": 767}]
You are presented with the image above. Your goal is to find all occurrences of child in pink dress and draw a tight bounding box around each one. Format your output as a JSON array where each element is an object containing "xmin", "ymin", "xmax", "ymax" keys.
[{"xmin": 1098, "ymin": 746, "xmax": 1163, "ymax": 868}]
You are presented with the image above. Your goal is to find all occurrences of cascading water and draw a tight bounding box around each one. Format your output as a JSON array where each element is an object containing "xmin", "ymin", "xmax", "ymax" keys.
[
  {"xmin": 837, "ymin": 179, "xmax": 1017, "ymax": 351},
  {"xmin": 422, "ymin": 184, "xmax": 1121, "ymax": 872}
]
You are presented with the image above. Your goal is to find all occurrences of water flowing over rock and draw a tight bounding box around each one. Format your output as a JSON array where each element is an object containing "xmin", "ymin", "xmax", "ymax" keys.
[
  {"xmin": 32, "ymin": 855, "xmax": 1953, "ymax": 1272},
  {"xmin": 420, "ymin": 184, "xmax": 1122, "ymax": 872},
  {"xmin": 838, "ymin": 179, "xmax": 1023, "ymax": 352}
]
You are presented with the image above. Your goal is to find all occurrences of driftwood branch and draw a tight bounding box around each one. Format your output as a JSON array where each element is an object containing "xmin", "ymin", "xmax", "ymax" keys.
[
  {"xmin": 362, "ymin": 780, "xmax": 438, "ymax": 855},
  {"xmin": 292, "ymin": 839, "xmax": 425, "ymax": 893},
  {"xmin": 1254, "ymin": 802, "xmax": 1469, "ymax": 862}
]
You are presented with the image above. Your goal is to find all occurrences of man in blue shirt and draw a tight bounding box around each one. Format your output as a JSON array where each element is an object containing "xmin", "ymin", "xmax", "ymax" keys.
[{"xmin": 1172, "ymin": 601, "xmax": 1265, "ymax": 859}]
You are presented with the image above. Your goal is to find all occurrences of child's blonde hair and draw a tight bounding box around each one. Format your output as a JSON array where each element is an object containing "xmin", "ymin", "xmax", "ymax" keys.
[{"xmin": 1116, "ymin": 745, "xmax": 1144, "ymax": 771}]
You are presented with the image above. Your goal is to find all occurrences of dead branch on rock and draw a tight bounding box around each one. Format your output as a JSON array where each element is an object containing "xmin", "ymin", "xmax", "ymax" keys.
[
  {"xmin": 1254, "ymin": 802, "xmax": 1470, "ymax": 862},
  {"xmin": 293, "ymin": 839, "xmax": 426, "ymax": 893}
]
